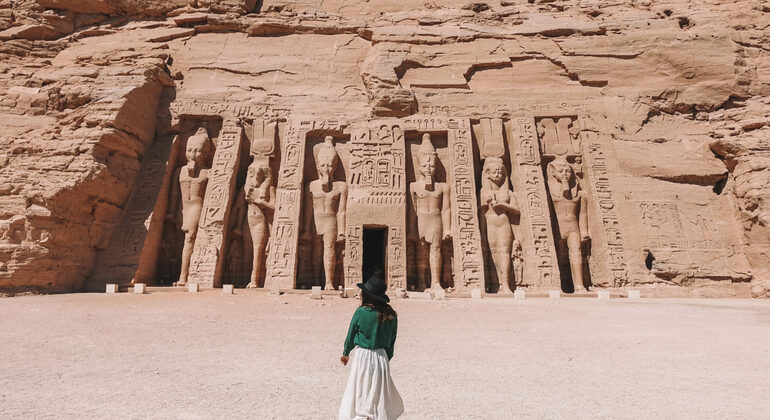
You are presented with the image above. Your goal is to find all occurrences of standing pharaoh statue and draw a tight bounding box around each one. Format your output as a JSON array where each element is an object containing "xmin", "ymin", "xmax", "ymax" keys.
[
  {"xmin": 244, "ymin": 159, "xmax": 275, "ymax": 288},
  {"xmin": 173, "ymin": 127, "xmax": 212, "ymax": 287},
  {"xmin": 547, "ymin": 155, "xmax": 590, "ymax": 293},
  {"xmin": 410, "ymin": 133, "xmax": 451, "ymax": 291},
  {"xmin": 302, "ymin": 136, "xmax": 347, "ymax": 290},
  {"xmin": 480, "ymin": 158, "xmax": 520, "ymax": 294}
]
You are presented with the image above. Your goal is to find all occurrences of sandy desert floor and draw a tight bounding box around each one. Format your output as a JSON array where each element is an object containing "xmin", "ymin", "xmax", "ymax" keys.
[{"xmin": 1, "ymin": 290, "xmax": 769, "ymax": 419}]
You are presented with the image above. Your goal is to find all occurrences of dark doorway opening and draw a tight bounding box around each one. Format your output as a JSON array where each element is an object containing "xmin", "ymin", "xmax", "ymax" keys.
[{"xmin": 363, "ymin": 227, "xmax": 387, "ymax": 282}]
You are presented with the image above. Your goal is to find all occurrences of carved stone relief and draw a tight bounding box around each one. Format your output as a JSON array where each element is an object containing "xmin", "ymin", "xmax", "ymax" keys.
[
  {"xmin": 447, "ymin": 119, "xmax": 485, "ymax": 291},
  {"xmin": 578, "ymin": 124, "xmax": 629, "ymax": 288},
  {"xmin": 88, "ymin": 134, "xmax": 177, "ymax": 289},
  {"xmin": 509, "ymin": 117, "xmax": 560, "ymax": 289},
  {"xmin": 475, "ymin": 118, "xmax": 521, "ymax": 293},
  {"xmin": 345, "ymin": 122, "xmax": 407, "ymax": 290},
  {"xmin": 265, "ymin": 121, "xmax": 311, "ymax": 290},
  {"xmin": 185, "ymin": 119, "xmax": 243, "ymax": 288}
]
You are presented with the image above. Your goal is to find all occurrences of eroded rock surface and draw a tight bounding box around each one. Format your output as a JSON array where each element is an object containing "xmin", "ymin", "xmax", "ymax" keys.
[{"xmin": 0, "ymin": 0, "xmax": 768, "ymax": 297}]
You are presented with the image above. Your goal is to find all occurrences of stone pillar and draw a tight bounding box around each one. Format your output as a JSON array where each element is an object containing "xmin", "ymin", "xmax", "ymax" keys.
[
  {"xmin": 509, "ymin": 117, "xmax": 560, "ymax": 289},
  {"xmin": 88, "ymin": 136, "xmax": 177, "ymax": 290},
  {"xmin": 578, "ymin": 116, "xmax": 629, "ymax": 287},
  {"xmin": 448, "ymin": 118, "xmax": 484, "ymax": 291},
  {"xmin": 187, "ymin": 118, "xmax": 245, "ymax": 288},
  {"xmin": 265, "ymin": 120, "xmax": 311, "ymax": 290}
]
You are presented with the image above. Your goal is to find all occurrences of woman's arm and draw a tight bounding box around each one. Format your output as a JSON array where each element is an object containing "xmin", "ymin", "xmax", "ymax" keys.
[
  {"xmin": 342, "ymin": 309, "xmax": 359, "ymax": 357},
  {"xmin": 386, "ymin": 317, "xmax": 398, "ymax": 360}
]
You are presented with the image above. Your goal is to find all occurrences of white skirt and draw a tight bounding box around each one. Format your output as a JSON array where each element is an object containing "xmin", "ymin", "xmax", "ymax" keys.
[{"xmin": 339, "ymin": 347, "xmax": 404, "ymax": 420}]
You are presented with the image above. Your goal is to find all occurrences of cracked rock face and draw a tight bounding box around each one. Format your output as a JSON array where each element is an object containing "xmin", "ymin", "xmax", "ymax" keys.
[{"xmin": 0, "ymin": 0, "xmax": 768, "ymax": 297}]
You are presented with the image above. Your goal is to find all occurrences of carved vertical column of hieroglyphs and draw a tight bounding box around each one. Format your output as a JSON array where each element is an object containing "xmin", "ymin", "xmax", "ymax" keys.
[
  {"xmin": 578, "ymin": 116, "xmax": 628, "ymax": 287},
  {"xmin": 265, "ymin": 120, "xmax": 311, "ymax": 290},
  {"xmin": 448, "ymin": 118, "xmax": 485, "ymax": 291},
  {"xmin": 187, "ymin": 119, "xmax": 244, "ymax": 288},
  {"xmin": 88, "ymin": 135, "xmax": 177, "ymax": 290},
  {"xmin": 509, "ymin": 117, "xmax": 560, "ymax": 289},
  {"xmin": 344, "ymin": 126, "xmax": 366, "ymax": 289},
  {"xmin": 387, "ymin": 124, "xmax": 408, "ymax": 291}
]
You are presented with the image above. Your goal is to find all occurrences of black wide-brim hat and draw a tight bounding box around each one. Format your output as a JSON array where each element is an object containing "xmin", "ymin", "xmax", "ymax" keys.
[{"xmin": 357, "ymin": 275, "xmax": 390, "ymax": 304}]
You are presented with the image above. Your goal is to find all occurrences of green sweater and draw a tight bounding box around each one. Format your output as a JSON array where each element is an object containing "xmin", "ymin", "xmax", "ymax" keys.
[{"xmin": 343, "ymin": 306, "xmax": 398, "ymax": 360}]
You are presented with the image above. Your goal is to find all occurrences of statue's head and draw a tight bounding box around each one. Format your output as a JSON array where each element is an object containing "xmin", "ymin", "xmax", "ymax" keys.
[
  {"xmin": 186, "ymin": 127, "xmax": 211, "ymax": 168},
  {"xmin": 316, "ymin": 136, "xmax": 339, "ymax": 188},
  {"xmin": 483, "ymin": 157, "xmax": 506, "ymax": 185},
  {"xmin": 417, "ymin": 133, "xmax": 437, "ymax": 180},
  {"xmin": 549, "ymin": 159, "xmax": 574, "ymax": 184}
]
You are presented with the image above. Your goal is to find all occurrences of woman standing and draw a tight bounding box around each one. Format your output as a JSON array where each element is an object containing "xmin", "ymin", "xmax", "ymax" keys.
[{"xmin": 339, "ymin": 268, "xmax": 404, "ymax": 420}]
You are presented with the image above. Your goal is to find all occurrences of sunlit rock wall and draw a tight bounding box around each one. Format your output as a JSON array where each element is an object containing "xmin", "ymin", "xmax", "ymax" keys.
[{"xmin": 0, "ymin": 0, "xmax": 768, "ymax": 297}]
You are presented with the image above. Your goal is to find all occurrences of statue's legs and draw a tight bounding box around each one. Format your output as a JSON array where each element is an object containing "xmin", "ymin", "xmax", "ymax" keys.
[
  {"xmin": 322, "ymin": 231, "xmax": 336, "ymax": 290},
  {"xmin": 312, "ymin": 236, "xmax": 323, "ymax": 287},
  {"xmin": 416, "ymin": 241, "xmax": 428, "ymax": 290},
  {"xmin": 492, "ymin": 248, "xmax": 513, "ymax": 294},
  {"xmin": 429, "ymin": 240, "xmax": 443, "ymax": 290},
  {"xmin": 247, "ymin": 220, "xmax": 267, "ymax": 288},
  {"xmin": 567, "ymin": 232, "xmax": 587, "ymax": 292},
  {"xmin": 488, "ymin": 224, "xmax": 513, "ymax": 294},
  {"xmin": 175, "ymin": 229, "xmax": 196, "ymax": 286}
]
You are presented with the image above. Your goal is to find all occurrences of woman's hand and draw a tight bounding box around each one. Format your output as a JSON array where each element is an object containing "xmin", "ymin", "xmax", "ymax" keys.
[{"xmin": 340, "ymin": 355, "xmax": 349, "ymax": 366}]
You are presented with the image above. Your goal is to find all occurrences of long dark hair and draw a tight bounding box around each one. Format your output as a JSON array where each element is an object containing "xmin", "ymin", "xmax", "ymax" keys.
[{"xmin": 361, "ymin": 292, "xmax": 397, "ymax": 324}]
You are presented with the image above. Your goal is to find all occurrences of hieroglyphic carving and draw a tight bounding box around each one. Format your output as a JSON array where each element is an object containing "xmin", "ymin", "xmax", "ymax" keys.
[
  {"xmin": 170, "ymin": 100, "xmax": 291, "ymax": 121},
  {"xmin": 345, "ymin": 122, "xmax": 408, "ymax": 289},
  {"xmin": 265, "ymin": 120, "xmax": 312, "ymax": 289},
  {"xmin": 89, "ymin": 136, "xmax": 176, "ymax": 289},
  {"xmin": 448, "ymin": 119, "xmax": 484, "ymax": 290},
  {"xmin": 582, "ymin": 131, "xmax": 628, "ymax": 287},
  {"xmin": 420, "ymin": 99, "xmax": 599, "ymax": 119},
  {"xmin": 537, "ymin": 117, "xmax": 581, "ymax": 157},
  {"xmin": 345, "ymin": 225, "xmax": 363, "ymax": 287},
  {"xmin": 477, "ymin": 118, "xmax": 505, "ymax": 159},
  {"xmin": 388, "ymin": 225, "xmax": 407, "ymax": 290},
  {"xmin": 187, "ymin": 119, "xmax": 244, "ymax": 288},
  {"xmin": 637, "ymin": 201, "xmax": 727, "ymax": 250},
  {"xmin": 510, "ymin": 117, "xmax": 559, "ymax": 288}
]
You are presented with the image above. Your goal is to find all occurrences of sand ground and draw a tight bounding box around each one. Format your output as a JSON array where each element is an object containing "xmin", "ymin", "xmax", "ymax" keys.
[{"xmin": 1, "ymin": 290, "xmax": 769, "ymax": 419}]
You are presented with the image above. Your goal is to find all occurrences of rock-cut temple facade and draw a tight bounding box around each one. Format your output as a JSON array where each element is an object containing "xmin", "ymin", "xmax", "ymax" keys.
[{"xmin": 0, "ymin": 0, "xmax": 769, "ymax": 297}]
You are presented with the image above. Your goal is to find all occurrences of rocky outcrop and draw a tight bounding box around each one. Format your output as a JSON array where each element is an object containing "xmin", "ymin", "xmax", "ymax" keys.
[{"xmin": 0, "ymin": 0, "xmax": 768, "ymax": 296}]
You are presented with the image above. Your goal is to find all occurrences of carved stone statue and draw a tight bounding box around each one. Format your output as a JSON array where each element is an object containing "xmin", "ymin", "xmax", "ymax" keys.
[
  {"xmin": 302, "ymin": 136, "xmax": 347, "ymax": 290},
  {"xmin": 512, "ymin": 239, "xmax": 524, "ymax": 287},
  {"xmin": 547, "ymin": 157, "xmax": 590, "ymax": 293},
  {"xmin": 244, "ymin": 159, "xmax": 275, "ymax": 288},
  {"xmin": 480, "ymin": 157, "xmax": 520, "ymax": 294},
  {"xmin": 173, "ymin": 127, "xmax": 212, "ymax": 287},
  {"xmin": 410, "ymin": 133, "xmax": 451, "ymax": 291}
]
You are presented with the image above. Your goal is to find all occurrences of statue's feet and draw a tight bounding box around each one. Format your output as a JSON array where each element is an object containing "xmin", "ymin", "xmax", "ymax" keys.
[
  {"xmin": 431, "ymin": 284, "xmax": 444, "ymax": 291},
  {"xmin": 574, "ymin": 288, "xmax": 589, "ymax": 294},
  {"xmin": 324, "ymin": 282, "xmax": 334, "ymax": 291},
  {"xmin": 498, "ymin": 287, "xmax": 513, "ymax": 295},
  {"xmin": 245, "ymin": 281, "xmax": 257, "ymax": 289},
  {"xmin": 174, "ymin": 281, "xmax": 186, "ymax": 287}
]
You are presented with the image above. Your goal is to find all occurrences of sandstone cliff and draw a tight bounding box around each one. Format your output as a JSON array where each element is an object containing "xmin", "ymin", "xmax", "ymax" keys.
[{"xmin": 0, "ymin": 0, "xmax": 768, "ymax": 297}]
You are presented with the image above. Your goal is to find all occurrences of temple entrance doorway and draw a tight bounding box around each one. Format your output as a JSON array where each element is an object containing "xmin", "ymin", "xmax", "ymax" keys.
[{"xmin": 362, "ymin": 227, "xmax": 387, "ymax": 282}]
